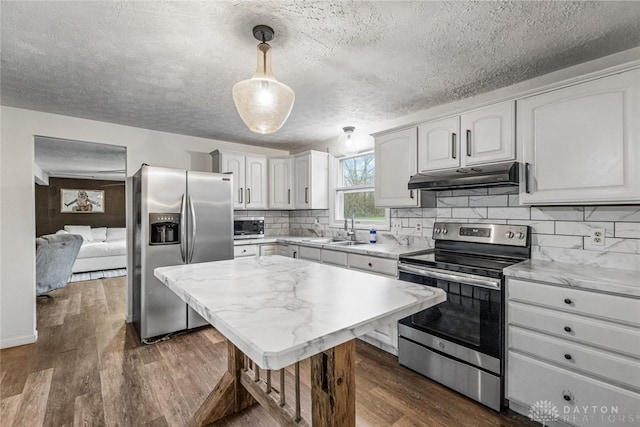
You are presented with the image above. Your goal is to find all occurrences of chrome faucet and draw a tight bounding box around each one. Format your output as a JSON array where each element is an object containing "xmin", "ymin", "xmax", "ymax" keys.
[{"xmin": 344, "ymin": 215, "xmax": 356, "ymax": 241}]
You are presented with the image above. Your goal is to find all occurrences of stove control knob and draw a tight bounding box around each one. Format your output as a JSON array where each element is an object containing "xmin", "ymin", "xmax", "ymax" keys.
[
  {"xmin": 442, "ymin": 228, "xmax": 448, "ymax": 234},
  {"xmin": 505, "ymin": 231, "xmax": 514, "ymax": 239},
  {"xmin": 434, "ymin": 228, "xmax": 441, "ymax": 234},
  {"xmin": 516, "ymin": 232, "xmax": 525, "ymax": 240}
]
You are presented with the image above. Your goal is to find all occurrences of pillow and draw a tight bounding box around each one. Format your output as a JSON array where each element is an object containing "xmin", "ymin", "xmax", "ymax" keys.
[
  {"xmin": 106, "ymin": 228, "xmax": 126, "ymax": 242},
  {"xmin": 91, "ymin": 227, "xmax": 107, "ymax": 242},
  {"xmin": 55, "ymin": 230, "xmax": 69, "ymax": 235},
  {"xmin": 64, "ymin": 225, "xmax": 93, "ymax": 241}
]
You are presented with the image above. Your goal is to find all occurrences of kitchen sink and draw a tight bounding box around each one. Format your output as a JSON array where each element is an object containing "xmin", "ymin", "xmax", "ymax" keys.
[
  {"xmin": 328, "ymin": 240, "xmax": 369, "ymax": 246},
  {"xmin": 303, "ymin": 238, "xmax": 345, "ymax": 243}
]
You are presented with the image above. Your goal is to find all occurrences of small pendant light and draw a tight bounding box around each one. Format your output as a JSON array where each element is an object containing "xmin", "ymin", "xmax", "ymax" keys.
[{"xmin": 232, "ymin": 25, "xmax": 295, "ymax": 134}]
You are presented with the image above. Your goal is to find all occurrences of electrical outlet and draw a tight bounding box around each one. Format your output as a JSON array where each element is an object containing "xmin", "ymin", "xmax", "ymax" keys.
[
  {"xmin": 391, "ymin": 218, "xmax": 402, "ymax": 235},
  {"xmin": 590, "ymin": 228, "xmax": 605, "ymax": 246},
  {"xmin": 415, "ymin": 222, "xmax": 422, "ymax": 233}
]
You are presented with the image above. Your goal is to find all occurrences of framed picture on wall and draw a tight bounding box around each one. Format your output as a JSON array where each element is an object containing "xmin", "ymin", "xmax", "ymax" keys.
[{"xmin": 60, "ymin": 189, "xmax": 105, "ymax": 213}]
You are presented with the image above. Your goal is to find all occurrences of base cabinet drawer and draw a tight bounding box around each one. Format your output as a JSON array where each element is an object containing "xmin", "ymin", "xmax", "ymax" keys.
[
  {"xmin": 259, "ymin": 244, "xmax": 278, "ymax": 256},
  {"xmin": 348, "ymin": 253, "xmax": 397, "ymax": 276},
  {"xmin": 321, "ymin": 249, "xmax": 348, "ymax": 266},
  {"xmin": 508, "ymin": 352, "xmax": 640, "ymax": 427},
  {"xmin": 508, "ymin": 278, "xmax": 640, "ymax": 326},
  {"xmin": 234, "ymin": 245, "xmax": 257, "ymax": 257},
  {"xmin": 509, "ymin": 327, "xmax": 640, "ymax": 391},
  {"xmin": 299, "ymin": 246, "xmax": 321, "ymax": 261},
  {"xmin": 509, "ymin": 302, "xmax": 640, "ymax": 358}
]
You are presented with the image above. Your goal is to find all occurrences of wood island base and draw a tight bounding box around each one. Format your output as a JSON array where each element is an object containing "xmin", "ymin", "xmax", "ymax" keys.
[{"xmin": 191, "ymin": 339, "xmax": 356, "ymax": 427}]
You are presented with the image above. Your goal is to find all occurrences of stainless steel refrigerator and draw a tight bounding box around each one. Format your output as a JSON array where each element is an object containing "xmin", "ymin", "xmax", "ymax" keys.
[{"xmin": 132, "ymin": 165, "xmax": 233, "ymax": 342}]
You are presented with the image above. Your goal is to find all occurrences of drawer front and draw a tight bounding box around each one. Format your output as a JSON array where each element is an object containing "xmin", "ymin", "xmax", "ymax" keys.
[
  {"xmin": 321, "ymin": 249, "xmax": 348, "ymax": 266},
  {"xmin": 508, "ymin": 278, "xmax": 640, "ymax": 326},
  {"xmin": 259, "ymin": 244, "xmax": 278, "ymax": 256},
  {"xmin": 348, "ymin": 253, "xmax": 397, "ymax": 276},
  {"xmin": 234, "ymin": 245, "xmax": 257, "ymax": 257},
  {"xmin": 509, "ymin": 326, "xmax": 640, "ymax": 391},
  {"xmin": 299, "ymin": 246, "xmax": 321, "ymax": 261},
  {"xmin": 509, "ymin": 302, "xmax": 640, "ymax": 358},
  {"xmin": 508, "ymin": 352, "xmax": 640, "ymax": 427}
]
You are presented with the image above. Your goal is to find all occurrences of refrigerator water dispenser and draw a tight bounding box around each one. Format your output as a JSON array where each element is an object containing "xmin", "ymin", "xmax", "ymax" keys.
[{"xmin": 149, "ymin": 213, "xmax": 180, "ymax": 245}]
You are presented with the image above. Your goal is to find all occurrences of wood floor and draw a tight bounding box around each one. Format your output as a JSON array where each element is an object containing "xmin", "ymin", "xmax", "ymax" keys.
[{"xmin": 0, "ymin": 277, "xmax": 536, "ymax": 426}]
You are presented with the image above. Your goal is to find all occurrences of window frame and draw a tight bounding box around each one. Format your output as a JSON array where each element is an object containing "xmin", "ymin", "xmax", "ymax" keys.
[{"xmin": 330, "ymin": 152, "xmax": 390, "ymax": 231}]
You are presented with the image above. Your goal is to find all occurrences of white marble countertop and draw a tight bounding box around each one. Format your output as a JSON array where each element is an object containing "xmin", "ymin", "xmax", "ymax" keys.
[
  {"xmin": 233, "ymin": 236, "xmax": 428, "ymax": 260},
  {"xmin": 504, "ymin": 260, "xmax": 640, "ymax": 298},
  {"xmin": 155, "ymin": 255, "xmax": 446, "ymax": 369}
]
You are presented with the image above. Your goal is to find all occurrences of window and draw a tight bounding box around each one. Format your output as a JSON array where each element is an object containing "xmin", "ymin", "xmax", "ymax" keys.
[{"xmin": 333, "ymin": 152, "xmax": 389, "ymax": 229}]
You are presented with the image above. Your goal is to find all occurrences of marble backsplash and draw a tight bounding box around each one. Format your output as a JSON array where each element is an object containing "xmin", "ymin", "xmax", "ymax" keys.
[{"xmin": 237, "ymin": 187, "xmax": 640, "ymax": 271}]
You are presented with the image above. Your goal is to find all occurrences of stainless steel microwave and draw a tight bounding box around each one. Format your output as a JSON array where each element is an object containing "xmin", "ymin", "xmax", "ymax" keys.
[{"xmin": 233, "ymin": 217, "xmax": 265, "ymax": 239}]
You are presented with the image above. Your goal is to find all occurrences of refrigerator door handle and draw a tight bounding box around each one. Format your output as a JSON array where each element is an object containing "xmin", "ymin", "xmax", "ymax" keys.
[
  {"xmin": 188, "ymin": 195, "xmax": 197, "ymax": 263},
  {"xmin": 180, "ymin": 194, "xmax": 187, "ymax": 263}
]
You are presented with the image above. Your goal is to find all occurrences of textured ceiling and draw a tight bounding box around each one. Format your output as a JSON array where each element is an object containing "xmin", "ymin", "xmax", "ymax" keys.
[
  {"xmin": 3, "ymin": 1, "xmax": 640, "ymax": 151},
  {"xmin": 34, "ymin": 137, "xmax": 126, "ymax": 181}
]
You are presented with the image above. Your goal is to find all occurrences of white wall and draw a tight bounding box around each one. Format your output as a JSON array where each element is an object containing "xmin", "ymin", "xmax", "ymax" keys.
[{"xmin": 0, "ymin": 106, "xmax": 288, "ymax": 349}]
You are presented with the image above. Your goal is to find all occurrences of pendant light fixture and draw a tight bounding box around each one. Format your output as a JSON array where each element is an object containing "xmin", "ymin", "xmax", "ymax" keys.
[{"xmin": 232, "ymin": 25, "xmax": 295, "ymax": 134}]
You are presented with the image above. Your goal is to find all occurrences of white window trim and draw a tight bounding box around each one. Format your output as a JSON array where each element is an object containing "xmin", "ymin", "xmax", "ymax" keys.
[{"xmin": 329, "ymin": 152, "xmax": 390, "ymax": 231}]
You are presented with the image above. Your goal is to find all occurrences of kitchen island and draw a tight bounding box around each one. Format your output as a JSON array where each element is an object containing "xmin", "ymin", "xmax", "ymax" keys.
[{"xmin": 155, "ymin": 255, "xmax": 446, "ymax": 427}]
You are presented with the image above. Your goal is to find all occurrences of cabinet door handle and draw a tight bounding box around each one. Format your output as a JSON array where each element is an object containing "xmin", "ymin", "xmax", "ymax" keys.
[
  {"xmin": 451, "ymin": 133, "xmax": 457, "ymax": 159},
  {"xmin": 368, "ymin": 262, "xmax": 372, "ymax": 267},
  {"xmin": 247, "ymin": 188, "xmax": 251, "ymax": 204},
  {"xmin": 524, "ymin": 163, "xmax": 532, "ymax": 194},
  {"xmin": 239, "ymin": 187, "xmax": 243, "ymax": 204},
  {"xmin": 562, "ymin": 390, "xmax": 573, "ymax": 402},
  {"xmin": 564, "ymin": 298, "xmax": 572, "ymax": 305},
  {"xmin": 305, "ymin": 187, "xmax": 309, "ymax": 204},
  {"xmin": 466, "ymin": 130, "xmax": 471, "ymax": 157},
  {"xmin": 288, "ymin": 189, "xmax": 291, "ymax": 204},
  {"xmin": 410, "ymin": 189, "xmax": 414, "ymax": 199},
  {"xmin": 564, "ymin": 353, "xmax": 572, "ymax": 360},
  {"xmin": 564, "ymin": 326, "xmax": 572, "ymax": 333}
]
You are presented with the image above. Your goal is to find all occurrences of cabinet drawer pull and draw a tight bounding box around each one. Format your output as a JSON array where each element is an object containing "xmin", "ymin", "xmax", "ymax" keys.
[
  {"xmin": 368, "ymin": 262, "xmax": 373, "ymax": 267},
  {"xmin": 451, "ymin": 133, "xmax": 457, "ymax": 159},
  {"xmin": 466, "ymin": 130, "xmax": 471, "ymax": 156},
  {"xmin": 562, "ymin": 390, "xmax": 573, "ymax": 402},
  {"xmin": 564, "ymin": 326, "xmax": 572, "ymax": 333},
  {"xmin": 564, "ymin": 353, "xmax": 572, "ymax": 360},
  {"xmin": 564, "ymin": 298, "xmax": 572, "ymax": 305}
]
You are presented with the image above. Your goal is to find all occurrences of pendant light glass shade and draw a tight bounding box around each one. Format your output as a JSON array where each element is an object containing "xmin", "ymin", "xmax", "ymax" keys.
[{"xmin": 233, "ymin": 42, "xmax": 295, "ymax": 134}]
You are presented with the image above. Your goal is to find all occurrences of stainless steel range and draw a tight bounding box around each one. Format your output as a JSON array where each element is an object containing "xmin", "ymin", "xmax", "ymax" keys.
[{"xmin": 397, "ymin": 222, "xmax": 531, "ymax": 412}]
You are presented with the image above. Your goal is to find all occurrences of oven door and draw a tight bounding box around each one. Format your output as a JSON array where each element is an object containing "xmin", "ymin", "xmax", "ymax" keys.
[{"xmin": 398, "ymin": 263, "xmax": 502, "ymax": 359}]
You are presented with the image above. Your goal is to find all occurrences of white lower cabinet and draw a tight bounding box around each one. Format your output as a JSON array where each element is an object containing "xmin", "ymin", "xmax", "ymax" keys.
[
  {"xmin": 299, "ymin": 246, "xmax": 321, "ymax": 261},
  {"xmin": 506, "ymin": 276, "xmax": 640, "ymax": 426},
  {"xmin": 259, "ymin": 244, "xmax": 278, "ymax": 257},
  {"xmin": 348, "ymin": 253, "xmax": 397, "ymax": 277},
  {"xmin": 320, "ymin": 249, "xmax": 348, "ymax": 267},
  {"xmin": 234, "ymin": 245, "xmax": 257, "ymax": 258}
]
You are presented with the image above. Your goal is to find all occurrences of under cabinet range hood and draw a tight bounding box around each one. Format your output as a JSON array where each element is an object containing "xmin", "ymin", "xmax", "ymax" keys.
[{"xmin": 408, "ymin": 162, "xmax": 521, "ymax": 191}]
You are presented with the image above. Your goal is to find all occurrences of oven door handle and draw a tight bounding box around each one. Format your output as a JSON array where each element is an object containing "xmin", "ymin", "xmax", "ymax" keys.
[{"xmin": 398, "ymin": 264, "xmax": 501, "ymax": 290}]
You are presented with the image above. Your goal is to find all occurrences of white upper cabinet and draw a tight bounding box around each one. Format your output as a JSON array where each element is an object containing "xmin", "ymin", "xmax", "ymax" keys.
[
  {"xmin": 294, "ymin": 151, "xmax": 329, "ymax": 209},
  {"xmin": 245, "ymin": 155, "xmax": 268, "ymax": 209},
  {"xmin": 374, "ymin": 127, "xmax": 419, "ymax": 207},
  {"xmin": 461, "ymin": 101, "xmax": 515, "ymax": 166},
  {"xmin": 518, "ymin": 69, "xmax": 640, "ymax": 205},
  {"xmin": 418, "ymin": 101, "xmax": 515, "ymax": 172},
  {"xmin": 268, "ymin": 157, "xmax": 294, "ymax": 209},
  {"xmin": 211, "ymin": 150, "xmax": 267, "ymax": 209},
  {"xmin": 417, "ymin": 117, "xmax": 460, "ymax": 171}
]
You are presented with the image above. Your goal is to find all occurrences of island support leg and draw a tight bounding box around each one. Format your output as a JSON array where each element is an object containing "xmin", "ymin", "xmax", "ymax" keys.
[
  {"xmin": 191, "ymin": 340, "xmax": 256, "ymax": 426},
  {"xmin": 310, "ymin": 339, "xmax": 356, "ymax": 427}
]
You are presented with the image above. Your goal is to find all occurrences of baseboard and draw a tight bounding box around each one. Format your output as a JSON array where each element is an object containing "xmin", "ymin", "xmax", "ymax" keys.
[{"xmin": 0, "ymin": 329, "xmax": 37, "ymax": 349}]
